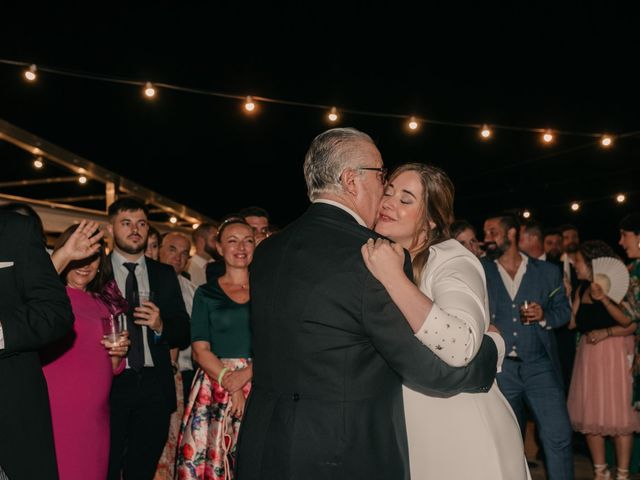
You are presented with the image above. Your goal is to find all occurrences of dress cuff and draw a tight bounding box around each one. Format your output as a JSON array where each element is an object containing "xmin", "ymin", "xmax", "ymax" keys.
[{"xmin": 485, "ymin": 331, "xmax": 505, "ymax": 373}]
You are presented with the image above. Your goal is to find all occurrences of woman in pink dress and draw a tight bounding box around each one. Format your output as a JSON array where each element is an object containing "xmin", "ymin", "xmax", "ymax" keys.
[
  {"xmin": 42, "ymin": 221, "xmax": 130, "ymax": 480},
  {"xmin": 567, "ymin": 240, "xmax": 639, "ymax": 480}
]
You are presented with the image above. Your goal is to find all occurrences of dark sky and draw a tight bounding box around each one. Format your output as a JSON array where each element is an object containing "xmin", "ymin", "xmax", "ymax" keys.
[{"xmin": 1, "ymin": 4, "xmax": 639, "ymax": 249}]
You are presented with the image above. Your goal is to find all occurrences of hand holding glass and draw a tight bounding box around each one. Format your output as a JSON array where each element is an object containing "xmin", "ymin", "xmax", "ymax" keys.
[
  {"xmin": 102, "ymin": 314, "xmax": 126, "ymax": 346},
  {"xmin": 520, "ymin": 300, "xmax": 531, "ymax": 325}
]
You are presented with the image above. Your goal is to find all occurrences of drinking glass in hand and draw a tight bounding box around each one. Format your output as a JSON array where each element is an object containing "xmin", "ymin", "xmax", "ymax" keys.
[
  {"xmin": 520, "ymin": 300, "xmax": 531, "ymax": 325},
  {"xmin": 135, "ymin": 290, "xmax": 154, "ymax": 305},
  {"xmin": 102, "ymin": 314, "xmax": 125, "ymax": 346}
]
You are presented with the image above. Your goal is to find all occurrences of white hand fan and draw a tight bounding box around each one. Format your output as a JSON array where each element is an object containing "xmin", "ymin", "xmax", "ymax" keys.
[{"xmin": 591, "ymin": 257, "xmax": 630, "ymax": 304}]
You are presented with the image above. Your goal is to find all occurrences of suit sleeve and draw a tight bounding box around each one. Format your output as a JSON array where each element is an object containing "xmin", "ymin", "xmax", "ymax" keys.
[
  {"xmin": 360, "ymin": 252, "xmax": 497, "ymax": 398},
  {"xmin": 0, "ymin": 216, "xmax": 73, "ymax": 357},
  {"xmin": 158, "ymin": 270, "xmax": 191, "ymax": 349},
  {"xmin": 542, "ymin": 265, "xmax": 571, "ymax": 329}
]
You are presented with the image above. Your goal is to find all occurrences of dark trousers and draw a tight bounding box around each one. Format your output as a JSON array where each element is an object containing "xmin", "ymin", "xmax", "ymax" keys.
[
  {"xmin": 181, "ymin": 369, "xmax": 195, "ymax": 405},
  {"xmin": 107, "ymin": 368, "xmax": 171, "ymax": 480},
  {"xmin": 498, "ymin": 356, "xmax": 574, "ymax": 480}
]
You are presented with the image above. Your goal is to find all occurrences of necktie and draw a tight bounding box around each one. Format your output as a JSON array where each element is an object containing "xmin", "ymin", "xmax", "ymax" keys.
[{"xmin": 124, "ymin": 262, "xmax": 144, "ymax": 370}]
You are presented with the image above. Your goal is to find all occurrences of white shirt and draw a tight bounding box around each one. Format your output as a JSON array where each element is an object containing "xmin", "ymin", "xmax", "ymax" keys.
[
  {"xmin": 187, "ymin": 254, "xmax": 211, "ymax": 287},
  {"xmin": 177, "ymin": 275, "xmax": 196, "ymax": 371},
  {"xmin": 495, "ymin": 253, "xmax": 528, "ymax": 301},
  {"xmin": 111, "ymin": 250, "xmax": 154, "ymax": 367}
]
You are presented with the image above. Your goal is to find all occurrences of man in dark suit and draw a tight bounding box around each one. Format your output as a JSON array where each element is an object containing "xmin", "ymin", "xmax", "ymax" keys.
[
  {"xmin": 0, "ymin": 211, "xmax": 74, "ymax": 480},
  {"xmin": 482, "ymin": 213, "xmax": 573, "ymax": 480},
  {"xmin": 236, "ymin": 128, "xmax": 498, "ymax": 480},
  {"xmin": 105, "ymin": 198, "xmax": 190, "ymax": 480}
]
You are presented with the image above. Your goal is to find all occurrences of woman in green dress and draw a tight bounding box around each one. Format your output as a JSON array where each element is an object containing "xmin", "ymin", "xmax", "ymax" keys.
[{"xmin": 176, "ymin": 217, "xmax": 255, "ymax": 480}]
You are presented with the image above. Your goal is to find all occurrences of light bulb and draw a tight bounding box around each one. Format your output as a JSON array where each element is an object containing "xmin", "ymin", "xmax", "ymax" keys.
[
  {"xmin": 407, "ymin": 116, "xmax": 419, "ymax": 131},
  {"xmin": 570, "ymin": 202, "xmax": 580, "ymax": 212},
  {"xmin": 616, "ymin": 193, "xmax": 626, "ymax": 203},
  {"xmin": 480, "ymin": 125, "xmax": 492, "ymax": 139},
  {"xmin": 244, "ymin": 96, "xmax": 256, "ymax": 112},
  {"xmin": 522, "ymin": 210, "xmax": 531, "ymax": 219},
  {"xmin": 169, "ymin": 216, "xmax": 178, "ymax": 224},
  {"xmin": 601, "ymin": 135, "xmax": 613, "ymax": 147},
  {"xmin": 542, "ymin": 130, "xmax": 554, "ymax": 143},
  {"xmin": 33, "ymin": 157, "xmax": 44, "ymax": 169},
  {"xmin": 192, "ymin": 223, "xmax": 200, "ymax": 230},
  {"xmin": 327, "ymin": 107, "xmax": 338, "ymax": 122},
  {"xmin": 78, "ymin": 176, "xmax": 88, "ymax": 184},
  {"xmin": 24, "ymin": 64, "xmax": 37, "ymax": 81},
  {"xmin": 144, "ymin": 82, "xmax": 156, "ymax": 98}
]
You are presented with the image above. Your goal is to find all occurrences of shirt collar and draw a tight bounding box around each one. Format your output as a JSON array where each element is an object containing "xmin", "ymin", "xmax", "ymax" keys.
[
  {"xmin": 112, "ymin": 249, "xmax": 147, "ymax": 271},
  {"xmin": 313, "ymin": 199, "xmax": 367, "ymax": 227}
]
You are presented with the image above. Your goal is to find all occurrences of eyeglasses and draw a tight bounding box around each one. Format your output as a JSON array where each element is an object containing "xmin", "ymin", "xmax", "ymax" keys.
[{"xmin": 357, "ymin": 167, "xmax": 388, "ymax": 183}]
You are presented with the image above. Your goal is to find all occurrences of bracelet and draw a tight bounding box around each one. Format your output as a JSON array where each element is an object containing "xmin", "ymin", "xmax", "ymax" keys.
[{"xmin": 217, "ymin": 367, "xmax": 229, "ymax": 385}]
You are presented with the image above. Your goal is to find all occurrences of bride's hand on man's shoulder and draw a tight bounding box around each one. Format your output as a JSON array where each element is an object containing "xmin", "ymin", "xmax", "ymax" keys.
[{"xmin": 361, "ymin": 238, "xmax": 405, "ymax": 280}]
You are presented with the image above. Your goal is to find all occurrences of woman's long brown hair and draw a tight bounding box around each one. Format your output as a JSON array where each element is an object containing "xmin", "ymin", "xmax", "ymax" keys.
[{"xmin": 387, "ymin": 163, "xmax": 455, "ymax": 283}]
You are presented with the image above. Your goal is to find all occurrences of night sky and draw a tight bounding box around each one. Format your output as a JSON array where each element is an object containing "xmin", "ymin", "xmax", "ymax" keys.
[{"xmin": 1, "ymin": 4, "xmax": 639, "ymax": 251}]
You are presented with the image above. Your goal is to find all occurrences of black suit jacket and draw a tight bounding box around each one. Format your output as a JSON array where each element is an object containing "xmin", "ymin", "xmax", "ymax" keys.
[
  {"xmin": 236, "ymin": 203, "xmax": 498, "ymax": 480},
  {"xmin": 109, "ymin": 255, "xmax": 190, "ymax": 411},
  {"xmin": 0, "ymin": 212, "xmax": 74, "ymax": 480}
]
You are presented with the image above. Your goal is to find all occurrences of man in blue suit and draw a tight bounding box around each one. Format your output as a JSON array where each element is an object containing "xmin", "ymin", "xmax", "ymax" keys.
[{"xmin": 482, "ymin": 212, "xmax": 573, "ymax": 480}]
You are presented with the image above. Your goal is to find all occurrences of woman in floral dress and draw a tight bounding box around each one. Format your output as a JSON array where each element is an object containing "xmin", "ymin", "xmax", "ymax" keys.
[{"xmin": 176, "ymin": 217, "xmax": 254, "ymax": 480}]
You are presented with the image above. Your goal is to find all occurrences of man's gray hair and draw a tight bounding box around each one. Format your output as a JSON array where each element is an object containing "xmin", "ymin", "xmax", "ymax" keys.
[{"xmin": 303, "ymin": 127, "xmax": 374, "ymax": 201}]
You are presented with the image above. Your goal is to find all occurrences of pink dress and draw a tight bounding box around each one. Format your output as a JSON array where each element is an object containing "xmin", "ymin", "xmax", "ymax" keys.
[{"xmin": 42, "ymin": 286, "xmax": 124, "ymax": 480}]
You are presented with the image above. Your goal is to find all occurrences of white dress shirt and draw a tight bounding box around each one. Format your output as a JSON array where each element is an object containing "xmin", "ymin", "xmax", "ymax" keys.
[
  {"xmin": 187, "ymin": 254, "xmax": 211, "ymax": 287},
  {"xmin": 177, "ymin": 275, "xmax": 196, "ymax": 371},
  {"xmin": 111, "ymin": 250, "xmax": 154, "ymax": 367}
]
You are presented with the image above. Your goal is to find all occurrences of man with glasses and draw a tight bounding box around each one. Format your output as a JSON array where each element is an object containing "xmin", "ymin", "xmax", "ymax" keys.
[{"xmin": 236, "ymin": 127, "xmax": 498, "ymax": 480}]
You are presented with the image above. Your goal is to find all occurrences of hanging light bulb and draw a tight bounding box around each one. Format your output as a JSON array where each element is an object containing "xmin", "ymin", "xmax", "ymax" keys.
[
  {"xmin": 169, "ymin": 216, "xmax": 178, "ymax": 224},
  {"xmin": 24, "ymin": 64, "xmax": 37, "ymax": 81},
  {"xmin": 570, "ymin": 202, "xmax": 580, "ymax": 212},
  {"xmin": 407, "ymin": 116, "xmax": 419, "ymax": 132},
  {"xmin": 33, "ymin": 156, "xmax": 44, "ymax": 169},
  {"xmin": 244, "ymin": 96, "xmax": 256, "ymax": 113},
  {"xmin": 143, "ymin": 82, "xmax": 156, "ymax": 98},
  {"xmin": 542, "ymin": 130, "xmax": 554, "ymax": 144},
  {"xmin": 601, "ymin": 135, "xmax": 613, "ymax": 147},
  {"xmin": 522, "ymin": 210, "xmax": 531, "ymax": 219},
  {"xmin": 78, "ymin": 176, "xmax": 88, "ymax": 184},
  {"xmin": 616, "ymin": 193, "xmax": 626, "ymax": 203},
  {"xmin": 192, "ymin": 223, "xmax": 200, "ymax": 230},
  {"xmin": 327, "ymin": 107, "xmax": 339, "ymax": 123},
  {"xmin": 480, "ymin": 125, "xmax": 492, "ymax": 139}
]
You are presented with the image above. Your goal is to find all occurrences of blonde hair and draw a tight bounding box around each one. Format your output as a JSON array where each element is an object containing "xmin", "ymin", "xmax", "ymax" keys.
[{"xmin": 389, "ymin": 163, "xmax": 455, "ymax": 282}]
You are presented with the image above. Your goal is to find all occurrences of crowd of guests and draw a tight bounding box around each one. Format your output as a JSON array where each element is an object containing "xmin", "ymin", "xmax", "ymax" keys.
[{"xmin": 0, "ymin": 151, "xmax": 639, "ymax": 480}]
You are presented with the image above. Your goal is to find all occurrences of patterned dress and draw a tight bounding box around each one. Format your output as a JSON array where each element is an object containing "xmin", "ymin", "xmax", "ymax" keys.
[
  {"xmin": 624, "ymin": 259, "xmax": 640, "ymax": 410},
  {"xmin": 176, "ymin": 281, "xmax": 252, "ymax": 480}
]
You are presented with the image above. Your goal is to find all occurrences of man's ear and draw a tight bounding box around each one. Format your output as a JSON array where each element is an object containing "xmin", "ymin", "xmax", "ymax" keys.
[{"xmin": 341, "ymin": 168, "xmax": 358, "ymax": 195}]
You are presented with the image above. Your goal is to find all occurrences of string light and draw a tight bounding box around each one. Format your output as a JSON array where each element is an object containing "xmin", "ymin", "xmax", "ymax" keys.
[
  {"xmin": 192, "ymin": 223, "xmax": 200, "ymax": 230},
  {"xmin": 244, "ymin": 96, "xmax": 256, "ymax": 113},
  {"xmin": 522, "ymin": 210, "xmax": 531, "ymax": 219},
  {"xmin": 33, "ymin": 156, "xmax": 44, "ymax": 169},
  {"xmin": 169, "ymin": 216, "xmax": 178, "ymax": 224},
  {"xmin": 327, "ymin": 107, "xmax": 339, "ymax": 123},
  {"xmin": 570, "ymin": 202, "xmax": 580, "ymax": 212},
  {"xmin": 143, "ymin": 82, "xmax": 156, "ymax": 98},
  {"xmin": 78, "ymin": 175, "xmax": 87, "ymax": 184},
  {"xmin": 0, "ymin": 59, "xmax": 629, "ymax": 147},
  {"xmin": 23, "ymin": 64, "xmax": 37, "ymax": 81},
  {"xmin": 616, "ymin": 193, "xmax": 626, "ymax": 203}
]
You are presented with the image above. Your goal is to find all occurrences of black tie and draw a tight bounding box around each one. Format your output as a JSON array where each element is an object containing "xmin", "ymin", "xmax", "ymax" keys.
[{"xmin": 124, "ymin": 262, "xmax": 144, "ymax": 371}]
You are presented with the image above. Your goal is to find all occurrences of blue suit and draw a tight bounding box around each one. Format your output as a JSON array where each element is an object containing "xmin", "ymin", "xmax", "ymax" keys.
[{"xmin": 482, "ymin": 256, "xmax": 573, "ymax": 480}]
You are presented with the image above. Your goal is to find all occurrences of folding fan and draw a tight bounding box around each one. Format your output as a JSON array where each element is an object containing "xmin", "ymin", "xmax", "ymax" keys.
[{"xmin": 592, "ymin": 257, "xmax": 630, "ymax": 304}]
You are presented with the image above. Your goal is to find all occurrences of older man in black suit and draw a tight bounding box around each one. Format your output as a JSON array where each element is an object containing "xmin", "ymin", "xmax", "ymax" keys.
[
  {"xmin": 105, "ymin": 198, "xmax": 190, "ymax": 480},
  {"xmin": 236, "ymin": 128, "xmax": 498, "ymax": 480},
  {"xmin": 0, "ymin": 211, "xmax": 74, "ymax": 480}
]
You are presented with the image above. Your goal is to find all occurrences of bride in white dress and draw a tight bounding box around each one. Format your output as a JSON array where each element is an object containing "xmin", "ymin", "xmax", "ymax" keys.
[{"xmin": 362, "ymin": 163, "xmax": 530, "ymax": 479}]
